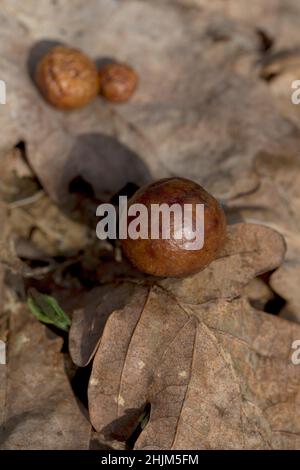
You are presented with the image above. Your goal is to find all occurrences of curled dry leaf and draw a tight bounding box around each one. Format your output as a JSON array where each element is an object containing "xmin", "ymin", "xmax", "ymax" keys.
[
  {"xmin": 242, "ymin": 277, "xmax": 274, "ymax": 311},
  {"xmin": 69, "ymin": 282, "xmax": 145, "ymax": 367},
  {"xmin": 0, "ymin": 305, "xmax": 91, "ymax": 450},
  {"xmin": 69, "ymin": 222, "xmax": 300, "ymax": 449}
]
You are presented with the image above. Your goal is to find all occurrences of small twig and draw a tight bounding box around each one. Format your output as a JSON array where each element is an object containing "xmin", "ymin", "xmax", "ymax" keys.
[{"xmin": 8, "ymin": 190, "xmax": 44, "ymax": 209}]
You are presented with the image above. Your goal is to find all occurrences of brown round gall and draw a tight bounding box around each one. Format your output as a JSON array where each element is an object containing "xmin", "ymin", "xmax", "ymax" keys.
[
  {"xmin": 120, "ymin": 177, "xmax": 226, "ymax": 278},
  {"xmin": 35, "ymin": 46, "xmax": 100, "ymax": 110},
  {"xmin": 98, "ymin": 63, "xmax": 138, "ymax": 102}
]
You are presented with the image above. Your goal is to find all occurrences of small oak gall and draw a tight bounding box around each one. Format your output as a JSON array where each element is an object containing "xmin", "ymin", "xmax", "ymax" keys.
[
  {"xmin": 35, "ymin": 46, "xmax": 99, "ymax": 110},
  {"xmin": 98, "ymin": 63, "xmax": 138, "ymax": 102},
  {"xmin": 120, "ymin": 177, "xmax": 226, "ymax": 278}
]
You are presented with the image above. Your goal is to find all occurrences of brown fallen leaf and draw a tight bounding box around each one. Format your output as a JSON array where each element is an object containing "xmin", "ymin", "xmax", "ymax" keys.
[
  {"xmin": 87, "ymin": 288, "xmax": 300, "ymax": 449},
  {"xmin": 0, "ymin": 304, "xmax": 91, "ymax": 450},
  {"xmin": 69, "ymin": 222, "xmax": 300, "ymax": 449},
  {"xmin": 227, "ymin": 151, "xmax": 300, "ymax": 322},
  {"xmin": 135, "ymin": 295, "xmax": 300, "ymax": 450},
  {"xmin": 69, "ymin": 282, "xmax": 147, "ymax": 367},
  {"xmin": 89, "ymin": 285, "xmax": 199, "ymax": 446},
  {"xmin": 158, "ymin": 223, "xmax": 286, "ymax": 304}
]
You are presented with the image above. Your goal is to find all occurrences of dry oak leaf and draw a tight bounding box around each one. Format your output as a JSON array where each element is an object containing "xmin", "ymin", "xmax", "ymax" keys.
[
  {"xmin": 89, "ymin": 296, "xmax": 300, "ymax": 449},
  {"xmin": 226, "ymin": 151, "xmax": 300, "ymax": 323},
  {"xmin": 69, "ymin": 282, "xmax": 142, "ymax": 368},
  {"xmin": 0, "ymin": 305, "xmax": 91, "ymax": 450},
  {"xmin": 70, "ymin": 223, "xmax": 300, "ymax": 449}
]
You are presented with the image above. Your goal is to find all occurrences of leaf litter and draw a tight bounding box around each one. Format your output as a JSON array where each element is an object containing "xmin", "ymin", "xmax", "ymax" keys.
[{"xmin": 0, "ymin": 0, "xmax": 300, "ymax": 451}]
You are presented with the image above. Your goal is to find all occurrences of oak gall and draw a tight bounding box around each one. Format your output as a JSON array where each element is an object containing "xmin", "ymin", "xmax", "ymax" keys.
[
  {"xmin": 35, "ymin": 46, "xmax": 99, "ymax": 110},
  {"xmin": 99, "ymin": 63, "xmax": 138, "ymax": 102},
  {"xmin": 120, "ymin": 178, "xmax": 226, "ymax": 278}
]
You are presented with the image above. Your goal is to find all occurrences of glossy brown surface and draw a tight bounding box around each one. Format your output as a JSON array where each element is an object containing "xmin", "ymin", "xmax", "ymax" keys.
[
  {"xmin": 35, "ymin": 46, "xmax": 99, "ymax": 109},
  {"xmin": 121, "ymin": 177, "xmax": 226, "ymax": 277},
  {"xmin": 99, "ymin": 63, "xmax": 138, "ymax": 102}
]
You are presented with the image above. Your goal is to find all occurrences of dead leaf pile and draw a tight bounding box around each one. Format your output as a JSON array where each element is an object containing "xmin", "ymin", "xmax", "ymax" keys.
[
  {"xmin": 0, "ymin": 0, "xmax": 300, "ymax": 317},
  {"xmin": 0, "ymin": 0, "xmax": 300, "ymax": 451}
]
